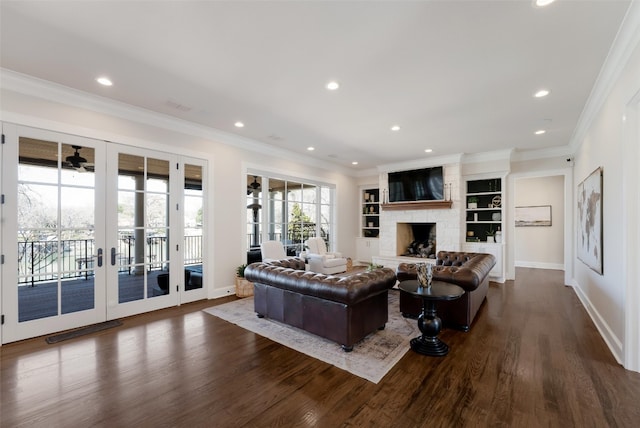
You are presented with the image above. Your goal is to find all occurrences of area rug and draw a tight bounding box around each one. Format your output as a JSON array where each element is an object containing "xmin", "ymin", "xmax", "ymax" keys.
[{"xmin": 203, "ymin": 290, "xmax": 419, "ymax": 383}]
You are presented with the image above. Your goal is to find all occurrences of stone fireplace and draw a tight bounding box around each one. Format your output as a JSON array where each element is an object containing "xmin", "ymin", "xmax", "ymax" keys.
[{"xmin": 372, "ymin": 163, "xmax": 464, "ymax": 268}]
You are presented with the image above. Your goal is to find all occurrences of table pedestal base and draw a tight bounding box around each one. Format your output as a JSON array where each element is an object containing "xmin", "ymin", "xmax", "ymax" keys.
[
  {"xmin": 410, "ymin": 336, "xmax": 449, "ymax": 356},
  {"xmin": 410, "ymin": 301, "xmax": 450, "ymax": 357}
]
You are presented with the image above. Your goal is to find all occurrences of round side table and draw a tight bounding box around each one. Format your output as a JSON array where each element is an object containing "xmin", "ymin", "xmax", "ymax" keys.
[{"xmin": 398, "ymin": 280, "xmax": 465, "ymax": 356}]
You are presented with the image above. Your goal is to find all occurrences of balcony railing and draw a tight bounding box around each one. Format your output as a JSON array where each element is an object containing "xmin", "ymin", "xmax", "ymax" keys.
[
  {"xmin": 245, "ymin": 231, "xmax": 330, "ymax": 255},
  {"xmin": 17, "ymin": 235, "xmax": 203, "ymax": 286}
]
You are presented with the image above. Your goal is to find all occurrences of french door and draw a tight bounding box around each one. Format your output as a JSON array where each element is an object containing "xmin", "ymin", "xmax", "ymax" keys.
[
  {"xmin": 1, "ymin": 125, "xmax": 206, "ymax": 343},
  {"xmin": 1, "ymin": 126, "xmax": 108, "ymax": 342},
  {"xmin": 105, "ymin": 144, "xmax": 181, "ymax": 319}
]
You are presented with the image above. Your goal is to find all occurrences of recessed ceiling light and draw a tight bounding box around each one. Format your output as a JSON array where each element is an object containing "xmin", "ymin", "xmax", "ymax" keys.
[
  {"xmin": 535, "ymin": 130, "xmax": 546, "ymax": 135},
  {"xmin": 534, "ymin": 89, "xmax": 551, "ymax": 98},
  {"xmin": 326, "ymin": 81, "xmax": 340, "ymax": 91},
  {"xmin": 391, "ymin": 125, "xmax": 400, "ymax": 131},
  {"xmin": 234, "ymin": 121, "xmax": 245, "ymax": 128},
  {"xmin": 96, "ymin": 76, "xmax": 113, "ymax": 86},
  {"xmin": 533, "ymin": 0, "xmax": 556, "ymax": 7},
  {"xmin": 352, "ymin": 161, "xmax": 358, "ymax": 165},
  {"xmin": 307, "ymin": 146, "xmax": 315, "ymax": 151},
  {"xmin": 424, "ymin": 149, "xmax": 433, "ymax": 153}
]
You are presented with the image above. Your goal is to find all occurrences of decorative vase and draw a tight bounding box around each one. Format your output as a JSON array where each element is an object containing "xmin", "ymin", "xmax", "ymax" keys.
[
  {"xmin": 495, "ymin": 231, "xmax": 502, "ymax": 243},
  {"xmin": 417, "ymin": 263, "xmax": 433, "ymax": 289}
]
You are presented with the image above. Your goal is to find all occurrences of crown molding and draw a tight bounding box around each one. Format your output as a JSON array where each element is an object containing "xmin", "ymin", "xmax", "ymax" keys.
[
  {"xmin": 511, "ymin": 145, "xmax": 575, "ymax": 162},
  {"xmin": 570, "ymin": 1, "xmax": 640, "ymax": 151},
  {"xmin": 0, "ymin": 69, "xmax": 355, "ymax": 176},
  {"xmin": 376, "ymin": 153, "xmax": 464, "ymax": 173},
  {"xmin": 461, "ymin": 148, "xmax": 514, "ymax": 164},
  {"xmin": 351, "ymin": 167, "xmax": 379, "ymax": 178}
]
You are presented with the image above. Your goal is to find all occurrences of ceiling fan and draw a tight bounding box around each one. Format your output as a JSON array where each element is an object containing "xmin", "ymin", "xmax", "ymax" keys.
[
  {"xmin": 247, "ymin": 176, "xmax": 261, "ymax": 195},
  {"xmin": 64, "ymin": 145, "xmax": 94, "ymax": 172},
  {"xmin": 247, "ymin": 176, "xmax": 262, "ymax": 211}
]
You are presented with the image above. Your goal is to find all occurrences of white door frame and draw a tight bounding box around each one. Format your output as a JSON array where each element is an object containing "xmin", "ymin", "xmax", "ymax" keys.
[
  {"xmin": 623, "ymin": 91, "xmax": 640, "ymax": 372},
  {"xmin": 506, "ymin": 167, "xmax": 573, "ymax": 284}
]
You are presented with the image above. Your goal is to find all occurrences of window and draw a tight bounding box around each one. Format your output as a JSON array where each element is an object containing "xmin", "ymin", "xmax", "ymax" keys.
[{"xmin": 246, "ymin": 173, "xmax": 335, "ymax": 256}]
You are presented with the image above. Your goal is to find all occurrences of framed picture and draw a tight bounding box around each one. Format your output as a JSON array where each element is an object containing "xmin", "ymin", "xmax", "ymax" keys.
[
  {"xmin": 515, "ymin": 205, "xmax": 552, "ymax": 227},
  {"xmin": 577, "ymin": 167, "xmax": 603, "ymax": 274}
]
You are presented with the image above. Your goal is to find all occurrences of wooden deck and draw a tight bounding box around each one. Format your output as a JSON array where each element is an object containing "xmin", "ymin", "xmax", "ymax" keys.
[{"xmin": 17, "ymin": 270, "xmax": 165, "ymax": 322}]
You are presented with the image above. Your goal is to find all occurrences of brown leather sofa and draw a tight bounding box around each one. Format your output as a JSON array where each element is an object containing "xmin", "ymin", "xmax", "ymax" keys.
[
  {"xmin": 244, "ymin": 258, "xmax": 397, "ymax": 351},
  {"xmin": 396, "ymin": 251, "xmax": 496, "ymax": 331}
]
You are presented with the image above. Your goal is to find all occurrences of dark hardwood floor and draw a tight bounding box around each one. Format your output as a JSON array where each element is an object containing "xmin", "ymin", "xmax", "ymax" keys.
[{"xmin": 2, "ymin": 268, "xmax": 639, "ymax": 427}]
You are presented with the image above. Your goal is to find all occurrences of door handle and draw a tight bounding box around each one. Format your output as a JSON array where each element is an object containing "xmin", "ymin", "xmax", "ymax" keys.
[
  {"xmin": 97, "ymin": 248, "xmax": 103, "ymax": 267},
  {"xmin": 111, "ymin": 247, "xmax": 117, "ymax": 266}
]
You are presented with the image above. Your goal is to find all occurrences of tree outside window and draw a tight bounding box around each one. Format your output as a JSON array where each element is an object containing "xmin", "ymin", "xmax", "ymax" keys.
[{"xmin": 287, "ymin": 203, "xmax": 315, "ymax": 250}]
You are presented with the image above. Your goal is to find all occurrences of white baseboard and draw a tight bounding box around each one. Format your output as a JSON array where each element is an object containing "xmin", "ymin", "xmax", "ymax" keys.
[
  {"xmin": 209, "ymin": 286, "xmax": 236, "ymax": 299},
  {"xmin": 570, "ymin": 279, "xmax": 623, "ymax": 365},
  {"xmin": 514, "ymin": 261, "xmax": 564, "ymax": 270}
]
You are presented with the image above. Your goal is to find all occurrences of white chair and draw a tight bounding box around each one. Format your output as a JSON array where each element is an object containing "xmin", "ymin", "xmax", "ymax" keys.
[
  {"xmin": 260, "ymin": 240, "xmax": 288, "ymax": 263},
  {"xmin": 305, "ymin": 237, "xmax": 348, "ymax": 274}
]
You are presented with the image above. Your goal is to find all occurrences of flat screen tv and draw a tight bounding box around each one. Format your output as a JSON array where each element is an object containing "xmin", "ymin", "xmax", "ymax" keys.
[{"xmin": 388, "ymin": 166, "xmax": 444, "ymax": 202}]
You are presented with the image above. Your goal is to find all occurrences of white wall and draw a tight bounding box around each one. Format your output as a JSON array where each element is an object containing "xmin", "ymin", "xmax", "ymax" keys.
[
  {"xmin": 514, "ymin": 175, "xmax": 564, "ymax": 269},
  {"xmin": 0, "ymin": 85, "xmax": 359, "ymax": 300},
  {"xmin": 571, "ymin": 19, "xmax": 640, "ymax": 367}
]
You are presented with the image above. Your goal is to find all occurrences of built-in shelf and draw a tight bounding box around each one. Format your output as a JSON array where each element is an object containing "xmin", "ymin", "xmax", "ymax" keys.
[
  {"xmin": 465, "ymin": 178, "xmax": 502, "ymax": 242},
  {"xmin": 381, "ymin": 200, "xmax": 453, "ymax": 210},
  {"xmin": 361, "ymin": 188, "xmax": 380, "ymax": 238}
]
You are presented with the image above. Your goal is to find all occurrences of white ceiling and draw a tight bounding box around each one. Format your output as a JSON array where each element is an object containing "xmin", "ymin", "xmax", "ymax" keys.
[{"xmin": 0, "ymin": 1, "xmax": 632, "ymax": 171}]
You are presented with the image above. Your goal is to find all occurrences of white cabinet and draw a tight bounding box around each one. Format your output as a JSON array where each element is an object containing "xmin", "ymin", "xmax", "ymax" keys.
[
  {"xmin": 356, "ymin": 238, "xmax": 379, "ymax": 264},
  {"xmin": 463, "ymin": 242, "xmax": 504, "ymax": 283}
]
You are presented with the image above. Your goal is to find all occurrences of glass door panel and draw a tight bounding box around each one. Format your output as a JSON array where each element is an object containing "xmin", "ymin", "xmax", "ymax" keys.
[
  {"xmin": 17, "ymin": 140, "xmax": 100, "ymax": 321},
  {"xmin": 246, "ymin": 174, "xmax": 262, "ymax": 249},
  {"xmin": 108, "ymin": 147, "xmax": 177, "ymax": 318},
  {"xmin": 184, "ymin": 164, "xmax": 203, "ymax": 291}
]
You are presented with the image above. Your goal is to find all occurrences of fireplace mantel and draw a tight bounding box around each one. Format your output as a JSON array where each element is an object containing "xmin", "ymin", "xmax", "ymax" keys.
[{"xmin": 381, "ymin": 200, "xmax": 453, "ymax": 210}]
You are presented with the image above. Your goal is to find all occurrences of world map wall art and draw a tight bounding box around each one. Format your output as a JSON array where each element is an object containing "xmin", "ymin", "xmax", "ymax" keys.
[{"xmin": 577, "ymin": 167, "xmax": 603, "ymax": 274}]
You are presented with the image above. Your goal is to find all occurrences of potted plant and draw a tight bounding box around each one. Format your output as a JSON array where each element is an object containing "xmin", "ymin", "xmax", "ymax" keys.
[
  {"xmin": 486, "ymin": 226, "xmax": 495, "ymax": 243},
  {"xmin": 235, "ymin": 264, "xmax": 254, "ymax": 298},
  {"xmin": 468, "ymin": 196, "xmax": 478, "ymax": 209}
]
